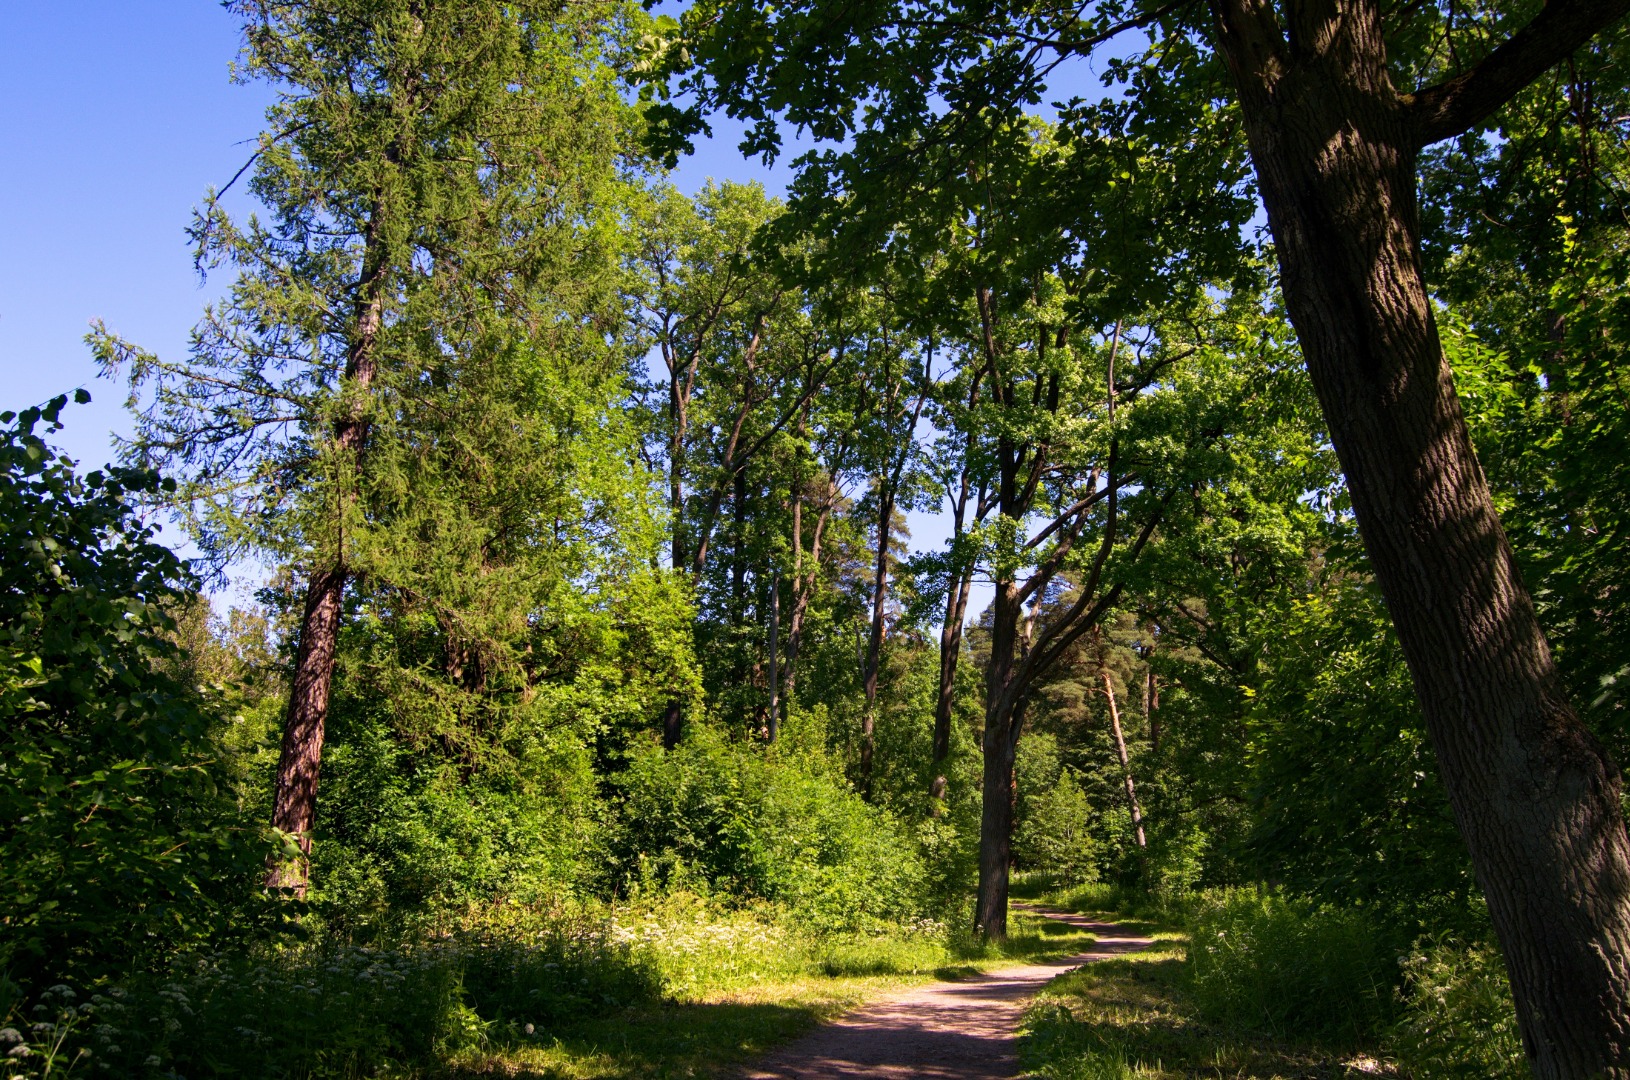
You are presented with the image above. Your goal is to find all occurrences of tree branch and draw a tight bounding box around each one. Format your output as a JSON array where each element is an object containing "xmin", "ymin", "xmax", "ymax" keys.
[{"xmin": 1411, "ymin": 0, "xmax": 1630, "ymax": 146}]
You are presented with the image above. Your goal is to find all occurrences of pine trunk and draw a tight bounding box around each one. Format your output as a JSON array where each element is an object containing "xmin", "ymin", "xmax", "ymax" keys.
[
  {"xmin": 267, "ymin": 566, "xmax": 346, "ymax": 894},
  {"xmin": 1215, "ymin": 4, "xmax": 1630, "ymax": 1068},
  {"xmin": 1102, "ymin": 669, "xmax": 1146, "ymax": 849},
  {"xmin": 265, "ymin": 215, "xmax": 384, "ymax": 894}
]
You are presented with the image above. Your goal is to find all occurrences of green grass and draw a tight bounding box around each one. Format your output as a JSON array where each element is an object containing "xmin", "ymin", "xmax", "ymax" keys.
[
  {"xmin": 443, "ymin": 901, "xmax": 1102, "ymax": 1078},
  {"xmin": 1013, "ymin": 883, "xmax": 1400, "ymax": 1080},
  {"xmin": 4, "ymin": 897, "xmax": 1101, "ymax": 1079}
]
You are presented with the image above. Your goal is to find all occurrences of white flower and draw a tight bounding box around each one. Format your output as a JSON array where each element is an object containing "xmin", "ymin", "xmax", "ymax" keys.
[{"xmin": 0, "ymin": 1032, "xmax": 18, "ymax": 1046}]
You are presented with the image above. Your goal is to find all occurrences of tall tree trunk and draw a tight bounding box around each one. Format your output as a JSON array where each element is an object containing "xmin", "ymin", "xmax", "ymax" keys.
[
  {"xmin": 267, "ymin": 566, "xmax": 346, "ymax": 893},
  {"xmin": 932, "ymin": 457, "xmax": 977, "ymax": 809},
  {"xmin": 1145, "ymin": 666, "xmax": 1160, "ymax": 753},
  {"xmin": 267, "ymin": 215, "xmax": 385, "ymax": 894},
  {"xmin": 781, "ymin": 473, "xmax": 834, "ymax": 708},
  {"xmin": 930, "ymin": 564, "xmax": 973, "ymax": 809},
  {"xmin": 1211, "ymin": 1, "xmax": 1630, "ymax": 1070},
  {"xmin": 1098, "ymin": 641, "xmax": 1146, "ymax": 849},
  {"xmin": 767, "ymin": 569, "xmax": 781, "ymax": 742},
  {"xmin": 975, "ymin": 578, "xmax": 1026, "ymax": 938},
  {"xmin": 859, "ymin": 486, "xmax": 892, "ymax": 798}
]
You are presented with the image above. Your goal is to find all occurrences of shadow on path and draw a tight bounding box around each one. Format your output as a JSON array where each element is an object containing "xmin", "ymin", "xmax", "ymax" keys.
[{"xmin": 740, "ymin": 906, "xmax": 1152, "ymax": 1079}]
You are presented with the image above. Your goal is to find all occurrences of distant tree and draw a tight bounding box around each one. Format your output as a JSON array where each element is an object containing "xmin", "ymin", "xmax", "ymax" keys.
[{"xmin": 94, "ymin": 0, "xmax": 639, "ymax": 894}]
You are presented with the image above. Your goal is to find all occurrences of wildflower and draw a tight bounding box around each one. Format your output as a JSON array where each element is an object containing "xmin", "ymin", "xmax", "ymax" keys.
[
  {"xmin": 0, "ymin": 1032, "xmax": 18, "ymax": 1046},
  {"xmin": 5, "ymin": 1047, "xmax": 30, "ymax": 1060},
  {"xmin": 523, "ymin": 1023, "xmax": 535, "ymax": 1035},
  {"xmin": 145, "ymin": 1056, "xmax": 162, "ymax": 1067}
]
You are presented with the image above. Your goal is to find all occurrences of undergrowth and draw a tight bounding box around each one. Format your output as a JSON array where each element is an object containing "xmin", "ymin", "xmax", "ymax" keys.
[
  {"xmin": 1027, "ymin": 881, "xmax": 1529, "ymax": 1079},
  {"xmin": 0, "ymin": 894, "xmax": 1095, "ymax": 1079}
]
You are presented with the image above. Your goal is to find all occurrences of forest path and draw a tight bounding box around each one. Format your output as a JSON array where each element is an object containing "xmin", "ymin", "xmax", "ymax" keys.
[{"xmin": 739, "ymin": 906, "xmax": 1152, "ymax": 1079}]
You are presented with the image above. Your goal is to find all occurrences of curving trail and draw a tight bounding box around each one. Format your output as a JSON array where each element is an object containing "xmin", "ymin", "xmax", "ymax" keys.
[{"xmin": 740, "ymin": 907, "xmax": 1151, "ymax": 1079}]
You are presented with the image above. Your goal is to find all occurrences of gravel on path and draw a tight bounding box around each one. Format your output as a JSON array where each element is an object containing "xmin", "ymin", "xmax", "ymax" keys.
[{"xmin": 740, "ymin": 908, "xmax": 1152, "ymax": 1080}]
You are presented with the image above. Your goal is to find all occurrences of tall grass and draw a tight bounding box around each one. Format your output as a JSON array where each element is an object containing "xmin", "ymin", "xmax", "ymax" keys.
[
  {"xmin": 1390, "ymin": 938, "xmax": 1525, "ymax": 1078},
  {"xmin": 1184, "ymin": 887, "xmax": 1397, "ymax": 1042}
]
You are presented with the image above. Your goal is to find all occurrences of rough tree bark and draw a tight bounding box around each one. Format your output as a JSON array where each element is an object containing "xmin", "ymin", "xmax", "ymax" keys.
[
  {"xmin": 267, "ymin": 214, "xmax": 386, "ymax": 895},
  {"xmin": 1208, "ymin": 0, "xmax": 1630, "ymax": 1071},
  {"xmin": 975, "ymin": 579, "xmax": 1028, "ymax": 937}
]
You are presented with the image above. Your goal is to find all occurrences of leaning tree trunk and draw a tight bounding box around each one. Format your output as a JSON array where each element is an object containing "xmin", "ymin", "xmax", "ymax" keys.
[
  {"xmin": 1096, "ymin": 635, "xmax": 1146, "ymax": 850},
  {"xmin": 267, "ymin": 220, "xmax": 385, "ymax": 894},
  {"xmin": 267, "ymin": 566, "xmax": 347, "ymax": 893},
  {"xmin": 1212, "ymin": 1, "xmax": 1630, "ymax": 1070}
]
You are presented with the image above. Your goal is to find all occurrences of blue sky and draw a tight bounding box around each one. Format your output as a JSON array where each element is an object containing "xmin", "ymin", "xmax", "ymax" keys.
[
  {"xmin": 0, "ymin": 2, "xmax": 1037, "ymax": 607},
  {"xmin": 0, "ymin": 3, "xmax": 798, "ymax": 464}
]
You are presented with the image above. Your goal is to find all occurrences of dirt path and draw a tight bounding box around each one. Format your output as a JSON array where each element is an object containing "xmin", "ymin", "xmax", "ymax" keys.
[{"xmin": 740, "ymin": 908, "xmax": 1152, "ymax": 1079}]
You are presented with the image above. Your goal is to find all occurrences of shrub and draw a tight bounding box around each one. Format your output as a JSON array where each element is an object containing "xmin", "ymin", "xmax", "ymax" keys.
[
  {"xmin": 608, "ymin": 725, "xmax": 927, "ymax": 931},
  {"xmin": 1185, "ymin": 887, "xmax": 1396, "ymax": 1041},
  {"xmin": 1390, "ymin": 939, "xmax": 1525, "ymax": 1079},
  {"xmin": 0, "ymin": 397, "xmax": 278, "ymax": 991},
  {"xmin": 1, "ymin": 906, "xmax": 660, "ymax": 1079}
]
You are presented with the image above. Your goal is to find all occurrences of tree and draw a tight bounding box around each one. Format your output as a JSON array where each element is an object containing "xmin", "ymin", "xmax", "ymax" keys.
[
  {"xmin": 95, "ymin": 0, "xmax": 636, "ymax": 894},
  {"xmin": 648, "ymin": 0, "xmax": 1630, "ymax": 1065},
  {"xmin": 629, "ymin": 181, "xmax": 847, "ymax": 744}
]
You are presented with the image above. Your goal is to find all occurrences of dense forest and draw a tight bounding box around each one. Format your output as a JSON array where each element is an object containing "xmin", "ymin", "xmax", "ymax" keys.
[{"xmin": 4, "ymin": 0, "xmax": 1629, "ymax": 1076}]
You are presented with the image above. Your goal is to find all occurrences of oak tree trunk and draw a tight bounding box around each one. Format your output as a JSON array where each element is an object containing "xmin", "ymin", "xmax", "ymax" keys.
[
  {"xmin": 1212, "ymin": 2, "xmax": 1630, "ymax": 1068},
  {"xmin": 974, "ymin": 705, "xmax": 1019, "ymax": 938},
  {"xmin": 974, "ymin": 579, "xmax": 1026, "ymax": 939}
]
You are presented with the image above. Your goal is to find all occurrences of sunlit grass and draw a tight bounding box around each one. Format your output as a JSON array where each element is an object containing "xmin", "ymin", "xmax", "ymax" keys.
[
  {"xmin": 1018, "ymin": 908, "xmax": 1398, "ymax": 1079},
  {"xmin": 438, "ymin": 897, "xmax": 1101, "ymax": 1079}
]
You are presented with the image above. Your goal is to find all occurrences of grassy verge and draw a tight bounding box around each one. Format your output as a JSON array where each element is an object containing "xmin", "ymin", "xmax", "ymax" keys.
[
  {"xmin": 446, "ymin": 899, "xmax": 1101, "ymax": 1079},
  {"xmin": 5, "ymin": 896, "xmax": 1102, "ymax": 1079},
  {"xmin": 1017, "ymin": 885, "xmax": 1398, "ymax": 1080}
]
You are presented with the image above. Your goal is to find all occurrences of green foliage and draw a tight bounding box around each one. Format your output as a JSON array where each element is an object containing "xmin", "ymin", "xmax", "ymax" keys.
[
  {"xmin": 0, "ymin": 398, "xmax": 278, "ymax": 991},
  {"xmin": 608, "ymin": 725, "xmax": 927, "ymax": 931},
  {"xmin": 1390, "ymin": 939, "xmax": 1525, "ymax": 1079},
  {"xmin": 3, "ymin": 908, "xmax": 660, "ymax": 1080},
  {"xmin": 1241, "ymin": 583, "xmax": 1476, "ymax": 921},
  {"xmin": 1014, "ymin": 734, "xmax": 1099, "ymax": 883},
  {"xmin": 1184, "ymin": 888, "xmax": 1397, "ymax": 1042}
]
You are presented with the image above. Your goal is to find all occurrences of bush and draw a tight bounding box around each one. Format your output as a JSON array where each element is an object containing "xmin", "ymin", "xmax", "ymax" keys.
[
  {"xmin": 0, "ymin": 906, "xmax": 660, "ymax": 1079},
  {"xmin": 608, "ymin": 725, "xmax": 927, "ymax": 931},
  {"xmin": 0, "ymin": 397, "xmax": 277, "ymax": 991},
  {"xmin": 1185, "ymin": 887, "xmax": 1396, "ymax": 1041},
  {"xmin": 1390, "ymin": 939, "xmax": 1525, "ymax": 1079}
]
